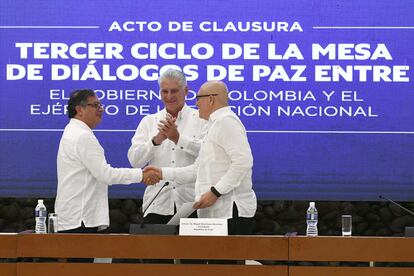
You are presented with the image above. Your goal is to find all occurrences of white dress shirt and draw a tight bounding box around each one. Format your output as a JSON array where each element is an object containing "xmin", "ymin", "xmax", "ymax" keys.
[
  {"xmin": 163, "ymin": 106, "xmax": 257, "ymax": 219},
  {"xmin": 55, "ymin": 119, "xmax": 142, "ymax": 231},
  {"xmin": 128, "ymin": 104, "xmax": 206, "ymax": 216}
]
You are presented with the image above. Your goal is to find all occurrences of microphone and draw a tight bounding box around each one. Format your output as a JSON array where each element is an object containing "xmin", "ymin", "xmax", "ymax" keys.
[
  {"xmin": 140, "ymin": 181, "xmax": 169, "ymax": 228},
  {"xmin": 379, "ymin": 195, "xmax": 414, "ymax": 216}
]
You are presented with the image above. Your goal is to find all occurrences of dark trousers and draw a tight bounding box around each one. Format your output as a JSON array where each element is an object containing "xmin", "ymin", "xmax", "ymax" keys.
[
  {"xmin": 59, "ymin": 225, "xmax": 99, "ymax": 234},
  {"xmin": 143, "ymin": 210, "xmax": 198, "ymax": 224},
  {"xmin": 143, "ymin": 213, "xmax": 174, "ymax": 224},
  {"xmin": 59, "ymin": 222, "xmax": 99, "ymax": 262}
]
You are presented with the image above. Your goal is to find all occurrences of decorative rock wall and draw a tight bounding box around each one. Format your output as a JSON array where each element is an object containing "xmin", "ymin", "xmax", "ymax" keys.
[{"xmin": 1, "ymin": 198, "xmax": 413, "ymax": 236}]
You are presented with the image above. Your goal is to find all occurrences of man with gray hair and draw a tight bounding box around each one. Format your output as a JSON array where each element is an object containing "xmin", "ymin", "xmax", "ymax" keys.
[{"xmin": 128, "ymin": 69, "xmax": 206, "ymax": 224}]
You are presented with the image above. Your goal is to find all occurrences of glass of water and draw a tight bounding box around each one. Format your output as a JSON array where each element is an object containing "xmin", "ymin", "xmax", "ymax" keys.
[
  {"xmin": 341, "ymin": 215, "xmax": 352, "ymax": 236},
  {"xmin": 48, "ymin": 213, "xmax": 58, "ymax": 233}
]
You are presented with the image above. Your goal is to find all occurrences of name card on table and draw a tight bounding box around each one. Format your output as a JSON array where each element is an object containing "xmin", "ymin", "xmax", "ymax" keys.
[{"xmin": 179, "ymin": 218, "xmax": 228, "ymax": 236}]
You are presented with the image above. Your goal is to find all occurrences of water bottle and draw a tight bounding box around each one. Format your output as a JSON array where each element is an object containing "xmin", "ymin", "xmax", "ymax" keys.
[
  {"xmin": 35, "ymin": 199, "xmax": 47, "ymax": 234},
  {"xmin": 306, "ymin": 202, "xmax": 318, "ymax": 236}
]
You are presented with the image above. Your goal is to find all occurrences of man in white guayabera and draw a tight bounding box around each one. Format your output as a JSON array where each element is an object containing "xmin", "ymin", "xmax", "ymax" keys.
[
  {"xmin": 55, "ymin": 89, "xmax": 158, "ymax": 234},
  {"xmin": 128, "ymin": 69, "xmax": 206, "ymax": 224}
]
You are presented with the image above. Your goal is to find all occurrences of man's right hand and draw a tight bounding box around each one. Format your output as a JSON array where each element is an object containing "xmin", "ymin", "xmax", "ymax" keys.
[{"xmin": 142, "ymin": 166, "xmax": 162, "ymax": 185}]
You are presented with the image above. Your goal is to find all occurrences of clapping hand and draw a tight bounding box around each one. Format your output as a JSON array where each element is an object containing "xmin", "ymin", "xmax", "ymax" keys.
[{"xmin": 158, "ymin": 113, "xmax": 179, "ymax": 144}]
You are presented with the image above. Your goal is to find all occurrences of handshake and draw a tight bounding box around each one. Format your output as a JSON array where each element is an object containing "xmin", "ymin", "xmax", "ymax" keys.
[{"xmin": 142, "ymin": 166, "xmax": 162, "ymax": 185}]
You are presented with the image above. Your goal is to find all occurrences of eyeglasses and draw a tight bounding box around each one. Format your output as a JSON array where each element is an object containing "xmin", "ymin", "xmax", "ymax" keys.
[
  {"xmin": 195, "ymin": 94, "xmax": 218, "ymax": 100},
  {"xmin": 85, "ymin": 103, "xmax": 105, "ymax": 109}
]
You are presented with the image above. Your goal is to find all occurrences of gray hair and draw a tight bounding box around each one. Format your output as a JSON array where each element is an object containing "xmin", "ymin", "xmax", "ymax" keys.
[{"xmin": 158, "ymin": 68, "xmax": 187, "ymax": 89}]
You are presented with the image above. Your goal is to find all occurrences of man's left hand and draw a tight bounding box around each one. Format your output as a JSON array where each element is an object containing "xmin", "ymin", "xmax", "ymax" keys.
[
  {"xmin": 158, "ymin": 115, "xmax": 179, "ymax": 144},
  {"xmin": 193, "ymin": 191, "xmax": 219, "ymax": 209}
]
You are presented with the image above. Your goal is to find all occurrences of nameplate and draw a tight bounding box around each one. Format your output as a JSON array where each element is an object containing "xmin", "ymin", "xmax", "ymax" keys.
[{"xmin": 179, "ymin": 218, "xmax": 228, "ymax": 236}]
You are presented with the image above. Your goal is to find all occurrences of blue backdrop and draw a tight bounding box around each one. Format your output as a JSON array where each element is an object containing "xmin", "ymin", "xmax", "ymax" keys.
[{"xmin": 0, "ymin": 0, "xmax": 413, "ymax": 200}]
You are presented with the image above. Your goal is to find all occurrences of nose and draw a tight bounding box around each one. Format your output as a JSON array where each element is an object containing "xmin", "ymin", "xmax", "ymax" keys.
[{"xmin": 165, "ymin": 91, "xmax": 174, "ymax": 100}]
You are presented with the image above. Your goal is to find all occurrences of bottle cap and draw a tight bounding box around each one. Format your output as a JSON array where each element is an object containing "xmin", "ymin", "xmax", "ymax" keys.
[
  {"xmin": 38, "ymin": 199, "xmax": 43, "ymax": 204},
  {"xmin": 310, "ymin": 202, "xmax": 315, "ymax": 207}
]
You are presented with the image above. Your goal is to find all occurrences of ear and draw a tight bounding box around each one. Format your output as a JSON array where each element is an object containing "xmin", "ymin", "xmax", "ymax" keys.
[
  {"xmin": 75, "ymin": 105, "xmax": 84, "ymax": 117},
  {"xmin": 209, "ymin": 95, "xmax": 215, "ymax": 106},
  {"xmin": 184, "ymin": 86, "xmax": 189, "ymax": 96}
]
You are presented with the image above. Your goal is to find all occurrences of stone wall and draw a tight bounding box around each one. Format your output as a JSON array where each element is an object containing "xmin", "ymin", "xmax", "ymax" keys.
[{"xmin": 1, "ymin": 198, "xmax": 413, "ymax": 236}]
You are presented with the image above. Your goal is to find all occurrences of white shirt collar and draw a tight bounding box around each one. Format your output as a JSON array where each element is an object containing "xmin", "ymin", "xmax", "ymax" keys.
[
  {"xmin": 209, "ymin": 106, "xmax": 231, "ymax": 123},
  {"xmin": 70, "ymin": 118, "xmax": 92, "ymax": 132}
]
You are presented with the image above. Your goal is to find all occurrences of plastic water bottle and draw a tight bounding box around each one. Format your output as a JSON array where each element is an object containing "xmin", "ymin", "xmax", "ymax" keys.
[
  {"xmin": 306, "ymin": 202, "xmax": 318, "ymax": 236},
  {"xmin": 35, "ymin": 199, "xmax": 47, "ymax": 234}
]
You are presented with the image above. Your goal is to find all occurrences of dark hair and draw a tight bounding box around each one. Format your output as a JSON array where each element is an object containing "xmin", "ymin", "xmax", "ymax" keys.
[{"xmin": 67, "ymin": 89, "xmax": 95, "ymax": 118}]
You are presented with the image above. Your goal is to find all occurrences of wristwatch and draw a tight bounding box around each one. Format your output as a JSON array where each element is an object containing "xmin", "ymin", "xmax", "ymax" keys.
[
  {"xmin": 151, "ymin": 137, "xmax": 160, "ymax": 146},
  {"xmin": 210, "ymin": 186, "xmax": 222, "ymax": 197}
]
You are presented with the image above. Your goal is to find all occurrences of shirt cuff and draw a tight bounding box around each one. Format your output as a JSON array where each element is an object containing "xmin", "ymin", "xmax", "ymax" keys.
[
  {"xmin": 214, "ymin": 179, "xmax": 230, "ymax": 195},
  {"xmin": 161, "ymin": 167, "xmax": 176, "ymax": 182},
  {"xmin": 135, "ymin": 168, "xmax": 143, "ymax": 183},
  {"xmin": 176, "ymin": 135, "xmax": 191, "ymax": 150}
]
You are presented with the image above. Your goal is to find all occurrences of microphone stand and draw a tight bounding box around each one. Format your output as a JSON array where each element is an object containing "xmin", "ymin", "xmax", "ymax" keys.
[
  {"xmin": 140, "ymin": 182, "xmax": 169, "ymax": 228},
  {"xmin": 379, "ymin": 195, "xmax": 414, "ymax": 216}
]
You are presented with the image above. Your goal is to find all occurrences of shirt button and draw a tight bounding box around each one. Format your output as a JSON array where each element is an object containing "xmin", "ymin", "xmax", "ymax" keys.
[
  {"xmin": 173, "ymin": 187, "xmax": 176, "ymax": 189},
  {"xmin": 172, "ymin": 161, "xmax": 175, "ymax": 164},
  {"xmin": 172, "ymin": 148, "xmax": 175, "ymax": 151},
  {"xmin": 180, "ymin": 147, "xmax": 184, "ymax": 149}
]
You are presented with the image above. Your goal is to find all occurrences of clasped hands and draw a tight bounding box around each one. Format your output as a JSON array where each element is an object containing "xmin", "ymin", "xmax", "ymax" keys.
[
  {"xmin": 153, "ymin": 113, "xmax": 179, "ymax": 145},
  {"xmin": 142, "ymin": 166, "xmax": 162, "ymax": 185}
]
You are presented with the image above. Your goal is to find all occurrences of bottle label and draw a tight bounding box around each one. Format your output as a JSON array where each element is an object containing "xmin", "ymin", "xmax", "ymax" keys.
[
  {"xmin": 307, "ymin": 213, "xmax": 318, "ymax": 220},
  {"xmin": 35, "ymin": 210, "xmax": 47, "ymax": 217}
]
